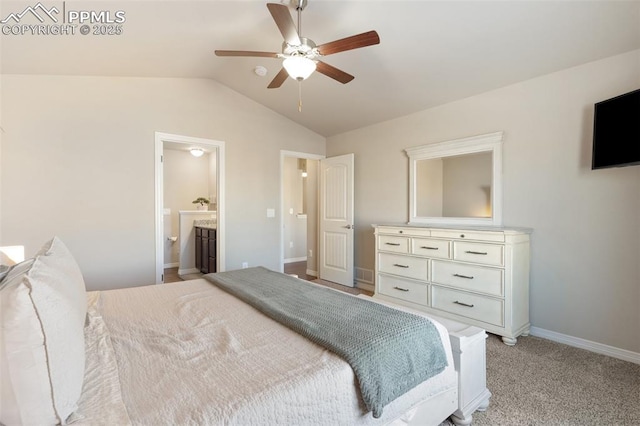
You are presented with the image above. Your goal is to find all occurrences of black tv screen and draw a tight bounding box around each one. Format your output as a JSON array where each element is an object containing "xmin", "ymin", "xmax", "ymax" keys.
[{"xmin": 592, "ymin": 89, "xmax": 640, "ymax": 169}]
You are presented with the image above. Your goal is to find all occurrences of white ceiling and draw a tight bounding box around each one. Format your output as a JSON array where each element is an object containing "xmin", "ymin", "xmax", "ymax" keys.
[{"xmin": 2, "ymin": 1, "xmax": 639, "ymax": 136}]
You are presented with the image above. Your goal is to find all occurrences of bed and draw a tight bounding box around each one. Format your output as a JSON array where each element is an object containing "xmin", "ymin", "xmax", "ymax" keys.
[{"xmin": 0, "ymin": 237, "xmax": 490, "ymax": 426}]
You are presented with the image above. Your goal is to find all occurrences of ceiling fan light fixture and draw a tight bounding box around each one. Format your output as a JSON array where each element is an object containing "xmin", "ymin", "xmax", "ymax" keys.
[{"xmin": 283, "ymin": 56, "xmax": 316, "ymax": 81}]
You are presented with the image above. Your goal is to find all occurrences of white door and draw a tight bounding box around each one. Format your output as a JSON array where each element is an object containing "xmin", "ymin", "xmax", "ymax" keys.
[{"xmin": 319, "ymin": 154, "xmax": 354, "ymax": 287}]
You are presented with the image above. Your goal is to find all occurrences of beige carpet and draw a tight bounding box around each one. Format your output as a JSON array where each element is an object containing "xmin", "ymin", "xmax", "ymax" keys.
[
  {"xmin": 194, "ymin": 274, "xmax": 640, "ymax": 424},
  {"xmin": 312, "ymin": 278, "xmax": 640, "ymax": 424},
  {"xmin": 439, "ymin": 333, "xmax": 640, "ymax": 425}
]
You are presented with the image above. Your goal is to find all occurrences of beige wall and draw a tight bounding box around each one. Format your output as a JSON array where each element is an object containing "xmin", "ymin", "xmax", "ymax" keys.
[
  {"xmin": 0, "ymin": 75, "xmax": 325, "ymax": 290},
  {"xmin": 327, "ymin": 50, "xmax": 640, "ymax": 353}
]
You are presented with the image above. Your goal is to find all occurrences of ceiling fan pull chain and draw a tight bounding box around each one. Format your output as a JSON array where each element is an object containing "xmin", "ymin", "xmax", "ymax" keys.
[{"xmin": 298, "ymin": 80, "xmax": 303, "ymax": 112}]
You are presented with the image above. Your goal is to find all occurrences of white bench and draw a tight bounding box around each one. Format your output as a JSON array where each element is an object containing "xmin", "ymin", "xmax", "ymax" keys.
[{"xmin": 358, "ymin": 295, "xmax": 491, "ymax": 425}]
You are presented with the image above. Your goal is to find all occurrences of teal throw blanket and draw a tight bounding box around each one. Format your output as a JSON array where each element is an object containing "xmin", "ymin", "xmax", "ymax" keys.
[{"xmin": 204, "ymin": 267, "xmax": 448, "ymax": 418}]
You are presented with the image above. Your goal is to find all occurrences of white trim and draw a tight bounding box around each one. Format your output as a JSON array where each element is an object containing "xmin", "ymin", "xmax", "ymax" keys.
[
  {"xmin": 163, "ymin": 262, "xmax": 179, "ymax": 269},
  {"xmin": 530, "ymin": 326, "xmax": 640, "ymax": 365},
  {"xmin": 306, "ymin": 268, "xmax": 318, "ymax": 277},
  {"xmin": 284, "ymin": 256, "xmax": 307, "ymax": 263},
  {"xmin": 155, "ymin": 132, "xmax": 225, "ymax": 284},
  {"xmin": 279, "ymin": 150, "xmax": 325, "ymax": 273},
  {"xmin": 178, "ymin": 267, "xmax": 200, "ymax": 276}
]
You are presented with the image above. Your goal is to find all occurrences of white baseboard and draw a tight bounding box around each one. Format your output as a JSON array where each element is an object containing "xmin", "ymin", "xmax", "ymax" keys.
[
  {"xmin": 178, "ymin": 267, "xmax": 200, "ymax": 276},
  {"xmin": 530, "ymin": 326, "xmax": 640, "ymax": 365},
  {"xmin": 164, "ymin": 262, "xmax": 179, "ymax": 268},
  {"xmin": 306, "ymin": 269, "xmax": 318, "ymax": 277},
  {"xmin": 284, "ymin": 257, "xmax": 307, "ymax": 264}
]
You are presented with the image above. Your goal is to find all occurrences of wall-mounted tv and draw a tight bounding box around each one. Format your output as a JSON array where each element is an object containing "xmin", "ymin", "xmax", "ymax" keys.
[{"xmin": 592, "ymin": 88, "xmax": 640, "ymax": 170}]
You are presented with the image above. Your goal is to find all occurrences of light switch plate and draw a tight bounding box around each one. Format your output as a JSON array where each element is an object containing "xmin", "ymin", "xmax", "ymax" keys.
[{"xmin": 267, "ymin": 208, "xmax": 275, "ymax": 218}]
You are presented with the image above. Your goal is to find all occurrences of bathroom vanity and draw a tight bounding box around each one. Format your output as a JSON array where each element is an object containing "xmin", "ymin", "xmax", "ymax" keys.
[{"xmin": 195, "ymin": 221, "xmax": 217, "ymax": 274}]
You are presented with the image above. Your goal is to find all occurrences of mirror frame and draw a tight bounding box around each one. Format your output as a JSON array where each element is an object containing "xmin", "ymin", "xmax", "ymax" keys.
[{"xmin": 406, "ymin": 131, "xmax": 504, "ymax": 226}]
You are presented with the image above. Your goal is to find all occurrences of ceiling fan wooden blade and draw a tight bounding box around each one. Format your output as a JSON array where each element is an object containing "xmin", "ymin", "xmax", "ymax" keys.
[
  {"xmin": 215, "ymin": 50, "xmax": 279, "ymax": 58},
  {"xmin": 267, "ymin": 3, "xmax": 301, "ymax": 46},
  {"xmin": 316, "ymin": 30, "xmax": 380, "ymax": 56},
  {"xmin": 316, "ymin": 61, "xmax": 354, "ymax": 84},
  {"xmin": 268, "ymin": 68, "xmax": 289, "ymax": 89}
]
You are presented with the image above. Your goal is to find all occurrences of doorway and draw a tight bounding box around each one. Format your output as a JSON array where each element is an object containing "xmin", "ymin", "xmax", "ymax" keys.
[
  {"xmin": 155, "ymin": 132, "xmax": 225, "ymax": 284},
  {"xmin": 280, "ymin": 151, "xmax": 324, "ymax": 278}
]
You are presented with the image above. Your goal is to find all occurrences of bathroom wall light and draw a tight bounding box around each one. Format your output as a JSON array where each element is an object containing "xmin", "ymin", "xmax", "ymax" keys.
[
  {"xmin": 298, "ymin": 158, "xmax": 308, "ymax": 177},
  {"xmin": 190, "ymin": 148, "xmax": 204, "ymax": 157}
]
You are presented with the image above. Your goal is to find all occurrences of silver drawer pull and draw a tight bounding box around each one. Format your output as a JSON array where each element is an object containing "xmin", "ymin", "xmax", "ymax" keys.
[
  {"xmin": 465, "ymin": 250, "xmax": 488, "ymax": 255},
  {"xmin": 420, "ymin": 246, "xmax": 439, "ymax": 250},
  {"xmin": 385, "ymin": 242, "xmax": 401, "ymax": 246},
  {"xmin": 393, "ymin": 286, "xmax": 409, "ymax": 292},
  {"xmin": 453, "ymin": 273, "xmax": 474, "ymax": 279},
  {"xmin": 393, "ymin": 263, "xmax": 409, "ymax": 268},
  {"xmin": 454, "ymin": 300, "xmax": 474, "ymax": 308}
]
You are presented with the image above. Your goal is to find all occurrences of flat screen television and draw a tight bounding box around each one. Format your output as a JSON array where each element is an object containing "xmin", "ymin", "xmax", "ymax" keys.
[{"xmin": 592, "ymin": 88, "xmax": 640, "ymax": 169}]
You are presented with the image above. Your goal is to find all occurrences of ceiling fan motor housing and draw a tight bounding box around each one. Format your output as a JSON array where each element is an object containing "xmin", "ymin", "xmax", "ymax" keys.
[
  {"xmin": 282, "ymin": 37, "xmax": 318, "ymax": 58},
  {"xmin": 292, "ymin": 0, "xmax": 308, "ymax": 11}
]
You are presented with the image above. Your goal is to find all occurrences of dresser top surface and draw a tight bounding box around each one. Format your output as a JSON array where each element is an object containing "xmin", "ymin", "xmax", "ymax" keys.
[{"xmin": 372, "ymin": 223, "xmax": 532, "ymax": 234}]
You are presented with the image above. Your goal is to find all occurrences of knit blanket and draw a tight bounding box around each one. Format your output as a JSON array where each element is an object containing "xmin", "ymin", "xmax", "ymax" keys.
[{"xmin": 204, "ymin": 267, "xmax": 448, "ymax": 418}]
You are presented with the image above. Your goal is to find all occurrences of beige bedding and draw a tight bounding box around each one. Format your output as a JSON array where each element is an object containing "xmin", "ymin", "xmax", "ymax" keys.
[{"xmin": 75, "ymin": 278, "xmax": 456, "ymax": 425}]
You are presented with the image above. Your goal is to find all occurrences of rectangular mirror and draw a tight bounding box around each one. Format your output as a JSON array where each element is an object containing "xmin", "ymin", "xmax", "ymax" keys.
[{"xmin": 407, "ymin": 132, "xmax": 503, "ymax": 226}]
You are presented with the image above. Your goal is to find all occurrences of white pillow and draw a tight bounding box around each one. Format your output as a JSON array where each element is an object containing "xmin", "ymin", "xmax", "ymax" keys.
[
  {"xmin": 0, "ymin": 264, "xmax": 9, "ymax": 282},
  {"xmin": 0, "ymin": 237, "xmax": 87, "ymax": 425}
]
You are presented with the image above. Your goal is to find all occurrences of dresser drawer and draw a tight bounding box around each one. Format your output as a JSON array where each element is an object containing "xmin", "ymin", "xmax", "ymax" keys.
[
  {"xmin": 378, "ymin": 235, "xmax": 410, "ymax": 254},
  {"xmin": 378, "ymin": 274, "xmax": 429, "ymax": 306},
  {"xmin": 453, "ymin": 242, "xmax": 504, "ymax": 266},
  {"xmin": 377, "ymin": 227, "xmax": 431, "ymax": 237},
  {"xmin": 378, "ymin": 253, "xmax": 428, "ymax": 281},
  {"xmin": 430, "ymin": 229, "xmax": 505, "ymax": 242},
  {"xmin": 432, "ymin": 286, "xmax": 504, "ymax": 327},
  {"xmin": 432, "ymin": 260, "xmax": 504, "ymax": 297},
  {"xmin": 411, "ymin": 238, "xmax": 451, "ymax": 259}
]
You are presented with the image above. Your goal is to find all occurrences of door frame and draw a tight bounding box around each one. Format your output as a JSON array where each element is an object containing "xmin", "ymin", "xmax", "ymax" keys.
[
  {"xmin": 155, "ymin": 132, "xmax": 226, "ymax": 283},
  {"xmin": 279, "ymin": 150, "xmax": 325, "ymax": 273}
]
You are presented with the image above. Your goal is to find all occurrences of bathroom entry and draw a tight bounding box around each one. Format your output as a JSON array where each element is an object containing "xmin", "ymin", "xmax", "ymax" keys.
[
  {"xmin": 155, "ymin": 133, "xmax": 225, "ymax": 284},
  {"xmin": 281, "ymin": 152, "xmax": 321, "ymax": 279},
  {"xmin": 163, "ymin": 146, "xmax": 217, "ymax": 276}
]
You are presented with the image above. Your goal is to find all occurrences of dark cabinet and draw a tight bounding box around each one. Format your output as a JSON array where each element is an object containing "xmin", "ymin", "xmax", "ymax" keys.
[{"xmin": 195, "ymin": 227, "xmax": 217, "ymax": 274}]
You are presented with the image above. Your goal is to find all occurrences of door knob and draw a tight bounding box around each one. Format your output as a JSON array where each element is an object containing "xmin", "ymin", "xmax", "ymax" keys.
[{"xmin": 344, "ymin": 224, "xmax": 354, "ymax": 229}]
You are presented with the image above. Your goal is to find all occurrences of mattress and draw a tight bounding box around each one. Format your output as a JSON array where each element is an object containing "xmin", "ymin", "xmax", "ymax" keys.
[{"xmin": 75, "ymin": 278, "xmax": 457, "ymax": 425}]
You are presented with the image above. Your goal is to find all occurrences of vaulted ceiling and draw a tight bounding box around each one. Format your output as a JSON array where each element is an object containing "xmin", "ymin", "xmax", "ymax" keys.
[{"xmin": 2, "ymin": 1, "xmax": 639, "ymax": 136}]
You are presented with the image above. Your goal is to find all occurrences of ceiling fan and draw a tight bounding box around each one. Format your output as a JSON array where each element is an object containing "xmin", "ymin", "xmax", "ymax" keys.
[{"xmin": 214, "ymin": 0, "xmax": 380, "ymax": 89}]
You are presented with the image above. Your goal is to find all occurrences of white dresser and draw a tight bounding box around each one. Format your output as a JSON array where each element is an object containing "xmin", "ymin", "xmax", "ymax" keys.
[{"xmin": 373, "ymin": 224, "xmax": 531, "ymax": 345}]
